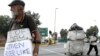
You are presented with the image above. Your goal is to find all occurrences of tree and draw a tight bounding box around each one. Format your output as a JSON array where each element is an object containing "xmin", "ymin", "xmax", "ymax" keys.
[
  {"xmin": 86, "ymin": 25, "xmax": 99, "ymax": 38},
  {"xmin": 0, "ymin": 15, "xmax": 11, "ymax": 37},
  {"xmin": 60, "ymin": 29, "xmax": 68, "ymax": 39},
  {"xmin": 25, "ymin": 11, "xmax": 41, "ymax": 26},
  {"xmin": 32, "ymin": 12, "xmax": 41, "ymax": 26},
  {"xmin": 59, "ymin": 29, "xmax": 68, "ymax": 42},
  {"xmin": 60, "ymin": 29, "xmax": 64, "ymax": 38}
]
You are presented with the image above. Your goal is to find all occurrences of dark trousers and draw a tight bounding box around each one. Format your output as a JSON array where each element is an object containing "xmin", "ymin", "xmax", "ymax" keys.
[{"xmin": 87, "ymin": 44, "xmax": 98, "ymax": 55}]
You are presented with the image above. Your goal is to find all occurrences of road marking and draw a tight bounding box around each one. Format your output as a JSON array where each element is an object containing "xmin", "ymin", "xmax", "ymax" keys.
[{"xmin": 41, "ymin": 48, "xmax": 65, "ymax": 56}]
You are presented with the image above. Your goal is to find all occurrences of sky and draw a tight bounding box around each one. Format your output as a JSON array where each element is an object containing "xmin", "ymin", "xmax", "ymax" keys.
[{"xmin": 0, "ymin": 0, "xmax": 100, "ymax": 35}]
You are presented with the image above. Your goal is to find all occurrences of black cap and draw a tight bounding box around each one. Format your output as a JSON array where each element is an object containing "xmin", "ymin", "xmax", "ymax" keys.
[{"xmin": 8, "ymin": 0, "xmax": 25, "ymax": 7}]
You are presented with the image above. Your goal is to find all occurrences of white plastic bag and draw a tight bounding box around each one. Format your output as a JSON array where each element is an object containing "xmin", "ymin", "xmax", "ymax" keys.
[
  {"xmin": 66, "ymin": 41, "xmax": 84, "ymax": 54},
  {"xmin": 67, "ymin": 30, "xmax": 86, "ymax": 40}
]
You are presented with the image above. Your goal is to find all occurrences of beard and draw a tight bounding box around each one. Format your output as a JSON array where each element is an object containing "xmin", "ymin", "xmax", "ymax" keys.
[{"xmin": 11, "ymin": 11, "xmax": 18, "ymax": 18}]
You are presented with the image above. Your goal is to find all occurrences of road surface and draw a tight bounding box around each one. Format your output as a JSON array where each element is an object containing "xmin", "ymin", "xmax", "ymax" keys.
[{"xmin": 1, "ymin": 43, "xmax": 100, "ymax": 56}]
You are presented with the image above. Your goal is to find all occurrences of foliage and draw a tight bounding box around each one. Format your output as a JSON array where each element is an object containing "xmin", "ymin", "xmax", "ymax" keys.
[
  {"xmin": 60, "ymin": 29, "xmax": 68, "ymax": 39},
  {"xmin": 0, "ymin": 15, "xmax": 11, "ymax": 36},
  {"xmin": 25, "ymin": 11, "xmax": 41, "ymax": 26},
  {"xmin": 86, "ymin": 25, "xmax": 99, "ymax": 38}
]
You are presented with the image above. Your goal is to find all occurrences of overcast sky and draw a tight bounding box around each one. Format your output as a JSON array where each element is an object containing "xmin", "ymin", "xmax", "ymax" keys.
[{"xmin": 0, "ymin": 0, "xmax": 100, "ymax": 35}]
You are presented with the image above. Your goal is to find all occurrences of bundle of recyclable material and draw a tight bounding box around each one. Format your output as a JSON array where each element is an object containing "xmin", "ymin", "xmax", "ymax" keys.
[
  {"xmin": 67, "ymin": 30, "xmax": 86, "ymax": 40},
  {"xmin": 66, "ymin": 41, "xmax": 84, "ymax": 54},
  {"xmin": 65, "ymin": 23, "xmax": 85, "ymax": 55},
  {"xmin": 69, "ymin": 23, "xmax": 83, "ymax": 31}
]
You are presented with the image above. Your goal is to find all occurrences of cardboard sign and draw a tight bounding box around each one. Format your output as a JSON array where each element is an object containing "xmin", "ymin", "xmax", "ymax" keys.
[
  {"xmin": 4, "ymin": 40, "xmax": 33, "ymax": 56},
  {"xmin": 7, "ymin": 28, "xmax": 32, "ymax": 43}
]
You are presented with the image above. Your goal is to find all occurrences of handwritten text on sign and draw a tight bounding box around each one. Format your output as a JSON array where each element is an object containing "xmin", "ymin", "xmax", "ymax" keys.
[
  {"xmin": 4, "ymin": 40, "xmax": 33, "ymax": 56},
  {"xmin": 7, "ymin": 28, "xmax": 32, "ymax": 42}
]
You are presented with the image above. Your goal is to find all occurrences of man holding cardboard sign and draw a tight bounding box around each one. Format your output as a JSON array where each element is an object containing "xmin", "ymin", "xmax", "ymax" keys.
[{"xmin": 6, "ymin": 0, "xmax": 41, "ymax": 56}]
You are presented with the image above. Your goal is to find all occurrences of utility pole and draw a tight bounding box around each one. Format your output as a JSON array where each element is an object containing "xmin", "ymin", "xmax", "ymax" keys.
[{"xmin": 54, "ymin": 8, "xmax": 58, "ymax": 33}]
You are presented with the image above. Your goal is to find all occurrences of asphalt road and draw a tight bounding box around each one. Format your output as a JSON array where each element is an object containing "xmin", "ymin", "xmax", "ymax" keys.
[
  {"xmin": 39, "ymin": 43, "xmax": 100, "ymax": 56},
  {"xmin": 39, "ymin": 43, "xmax": 66, "ymax": 56},
  {"xmin": 1, "ymin": 43, "xmax": 100, "ymax": 56}
]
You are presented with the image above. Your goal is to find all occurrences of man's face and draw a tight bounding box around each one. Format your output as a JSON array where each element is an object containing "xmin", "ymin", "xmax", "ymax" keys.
[{"xmin": 10, "ymin": 5, "xmax": 19, "ymax": 17}]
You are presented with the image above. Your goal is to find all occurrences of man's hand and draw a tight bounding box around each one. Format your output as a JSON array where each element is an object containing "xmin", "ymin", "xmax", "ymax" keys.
[
  {"xmin": 33, "ymin": 53, "xmax": 38, "ymax": 56},
  {"xmin": 32, "ymin": 31, "xmax": 40, "ymax": 56}
]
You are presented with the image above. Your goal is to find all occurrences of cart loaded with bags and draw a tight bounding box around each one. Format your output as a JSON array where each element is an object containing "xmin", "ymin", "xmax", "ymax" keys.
[{"xmin": 65, "ymin": 23, "xmax": 86, "ymax": 56}]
